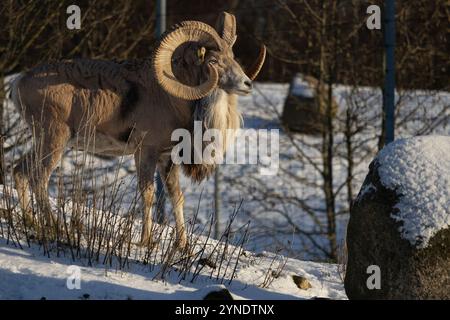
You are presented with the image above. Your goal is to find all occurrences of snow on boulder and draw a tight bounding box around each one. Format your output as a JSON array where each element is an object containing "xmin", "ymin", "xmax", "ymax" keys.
[
  {"xmin": 376, "ymin": 136, "xmax": 450, "ymax": 248},
  {"xmin": 345, "ymin": 136, "xmax": 450, "ymax": 299},
  {"xmin": 290, "ymin": 74, "xmax": 315, "ymax": 98}
]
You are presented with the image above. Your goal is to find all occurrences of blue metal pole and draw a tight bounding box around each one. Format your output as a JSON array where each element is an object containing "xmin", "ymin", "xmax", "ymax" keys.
[
  {"xmin": 156, "ymin": 0, "xmax": 166, "ymax": 38},
  {"xmin": 155, "ymin": 0, "xmax": 167, "ymax": 223},
  {"xmin": 383, "ymin": 0, "xmax": 396, "ymax": 144}
]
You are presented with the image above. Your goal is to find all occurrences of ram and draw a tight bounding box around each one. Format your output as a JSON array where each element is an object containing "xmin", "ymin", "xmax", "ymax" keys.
[{"xmin": 10, "ymin": 12, "xmax": 265, "ymax": 248}]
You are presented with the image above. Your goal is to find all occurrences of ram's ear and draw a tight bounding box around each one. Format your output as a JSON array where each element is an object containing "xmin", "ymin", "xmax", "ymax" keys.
[
  {"xmin": 215, "ymin": 11, "xmax": 237, "ymax": 47},
  {"xmin": 197, "ymin": 47, "xmax": 206, "ymax": 64},
  {"xmin": 183, "ymin": 44, "xmax": 206, "ymax": 66}
]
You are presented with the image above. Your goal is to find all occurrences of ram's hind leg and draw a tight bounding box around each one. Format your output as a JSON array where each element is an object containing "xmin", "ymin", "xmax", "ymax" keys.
[
  {"xmin": 14, "ymin": 156, "xmax": 34, "ymax": 226},
  {"xmin": 15, "ymin": 121, "xmax": 71, "ymax": 232}
]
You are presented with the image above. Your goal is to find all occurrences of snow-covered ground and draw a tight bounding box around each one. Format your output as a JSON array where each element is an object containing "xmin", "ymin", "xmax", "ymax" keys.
[{"xmin": 0, "ymin": 232, "xmax": 345, "ymax": 300}]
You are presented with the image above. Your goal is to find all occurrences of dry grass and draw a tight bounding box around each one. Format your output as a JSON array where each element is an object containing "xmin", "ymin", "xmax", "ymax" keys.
[
  {"xmin": 336, "ymin": 239, "xmax": 348, "ymax": 283},
  {"xmin": 0, "ymin": 124, "xmax": 249, "ymax": 284}
]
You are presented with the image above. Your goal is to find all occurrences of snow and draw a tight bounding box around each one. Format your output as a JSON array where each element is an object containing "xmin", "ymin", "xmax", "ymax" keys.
[
  {"xmin": 289, "ymin": 74, "xmax": 315, "ymax": 98},
  {"xmin": 376, "ymin": 136, "xmax": 450, "ymax": 248},
  {"xmin": 0, "ymin": 179, "xmax": 345, "ymax": 300},
  {"xmin": 0, "ymin": 237, "xmax": 345, "ymax": 300}
]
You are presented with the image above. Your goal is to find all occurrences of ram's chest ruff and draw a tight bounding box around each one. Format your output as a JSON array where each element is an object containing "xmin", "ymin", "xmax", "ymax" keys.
[{"xmin": 182, "ymin": 89, "xmax": 241, "ymax": 183}]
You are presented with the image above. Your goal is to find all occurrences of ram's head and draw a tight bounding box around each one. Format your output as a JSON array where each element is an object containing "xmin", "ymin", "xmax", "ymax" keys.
[{"xmin": 153, "ymin": 12, "xmax": 266, "ymax": 100}]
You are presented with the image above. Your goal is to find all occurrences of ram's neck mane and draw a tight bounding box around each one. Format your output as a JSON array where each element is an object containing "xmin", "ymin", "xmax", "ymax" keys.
[
  {"xmin": 193, "ymin": 89, "xmax": 242, "ymax": 152},
  {"xmin": 183, "ymin": 89, "xmax": 242, "ymax": 183}
]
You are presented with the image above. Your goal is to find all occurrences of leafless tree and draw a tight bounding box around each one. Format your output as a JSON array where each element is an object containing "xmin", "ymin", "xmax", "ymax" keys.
[{"xmin": 225, "ymin": 0, "xmax": 448, "ymax": 261}]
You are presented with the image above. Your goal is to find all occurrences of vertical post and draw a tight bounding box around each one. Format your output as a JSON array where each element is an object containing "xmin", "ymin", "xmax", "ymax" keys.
[
  {"xmin": 214, "ymin": 167, "xmax": 221, "ymax": 238},
  {"xmin": 383, "ymin": 0, "xmax": 396, "ymax": 144},
  {"xmin": 155, "ymin": 0, "xmax": 167, "ymax": 223},
  {"xmin": 156, "ymin": 0, "xmax": 166, "ymax": 38},
  {"xmin": 0, "ymin": 76, "xmax": 5, "ymax": 185}
]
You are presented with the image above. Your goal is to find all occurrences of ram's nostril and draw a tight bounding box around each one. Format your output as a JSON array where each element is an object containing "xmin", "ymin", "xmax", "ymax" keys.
[{"xmin": 244, "ymin": 80, "xmax": 252, "ymax": 89}]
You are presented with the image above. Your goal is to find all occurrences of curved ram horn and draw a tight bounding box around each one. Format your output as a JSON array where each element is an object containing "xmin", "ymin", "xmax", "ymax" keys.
[
  {"xmin": 246, "ymin": 44, "xmax": 266, "ymax": 80},
  {"xmin": 153, "ymin": 22, "xmax": 222, "ymax": 100}
]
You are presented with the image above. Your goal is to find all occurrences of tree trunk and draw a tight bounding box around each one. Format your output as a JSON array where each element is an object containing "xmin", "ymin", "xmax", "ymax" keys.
[
  {"xmin": 323, "ymin": 80, "xmax": 337, "ymax": 261},
  {"xmin": 214, "ymin": 167, "xmax": 221, "ymax": 238},
  {"xmin": 345, "ymin": 109, "xmax": 354, "ymax": 210},
  {"xmin": 0, "ymin": 75, "xmax": 5, "ymax": 185},
  {"xmin": 319, "ymin": 0, "xmax": 338, "ymax": 261}
]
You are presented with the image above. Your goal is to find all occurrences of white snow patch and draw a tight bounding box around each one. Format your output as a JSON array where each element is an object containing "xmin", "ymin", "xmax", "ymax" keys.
[
  {"xmin": 290, "ymin": 74, "xmax": 315, "ymax": 98},
  {"xmin": 0, "ymin": 186, "xmax": 346, "ymax": 300},
  {"xmin": 376, "ymin": 136, "xmax": 450, "ymax": 248},
  {"xmin": 0, "ymin": 237, "xmax": 346, "ymax": 300}
]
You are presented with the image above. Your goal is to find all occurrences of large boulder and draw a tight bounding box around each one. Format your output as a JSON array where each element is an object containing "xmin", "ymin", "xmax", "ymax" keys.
[
  {"xmin": 345, "ymin": 136, "xmax": 450, "ymax": 299},
  {"xmin": 281, "ymin": 73, "xmax": 337, "ymax": 135}
]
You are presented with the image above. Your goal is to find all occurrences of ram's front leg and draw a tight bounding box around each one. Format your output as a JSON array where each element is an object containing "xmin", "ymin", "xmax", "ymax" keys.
[
  {"xmin": 157, "ymin": 157, "xmax": 187, "ymax": 250},
  {"xmin": 134, "ymin": 148, "xmax": 157, "ymax": 246}
]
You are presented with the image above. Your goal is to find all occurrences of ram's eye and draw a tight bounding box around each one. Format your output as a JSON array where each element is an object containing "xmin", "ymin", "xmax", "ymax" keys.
[{"xmin": 210, "ymin": 58, "xmax": 218, "ymax": 65}]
